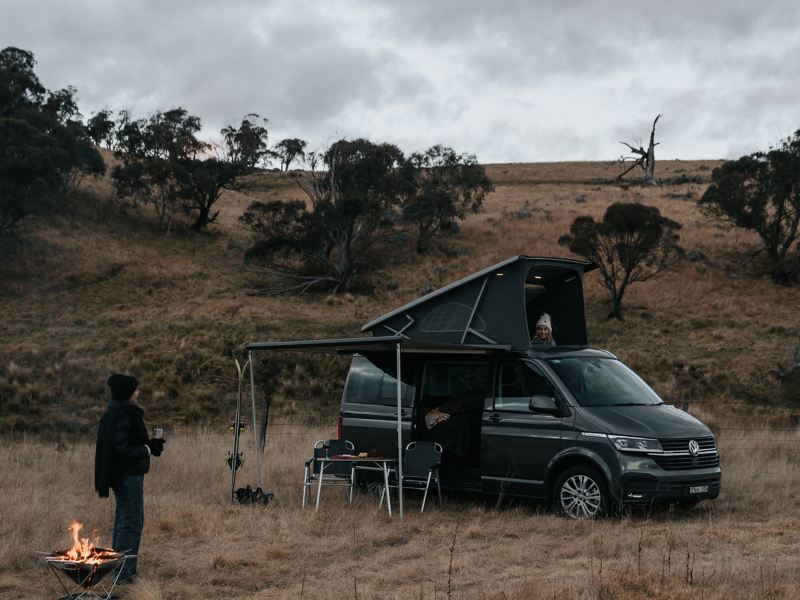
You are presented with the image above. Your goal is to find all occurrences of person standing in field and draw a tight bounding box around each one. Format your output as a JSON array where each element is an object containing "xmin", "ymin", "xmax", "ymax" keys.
[{"xmin": 95, "ymin": 374, "xmax": 164, "ymax": 584}]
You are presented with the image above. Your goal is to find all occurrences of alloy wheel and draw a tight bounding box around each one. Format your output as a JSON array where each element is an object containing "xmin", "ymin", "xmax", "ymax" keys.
[{"xmin": 560, "ymin": 474, "xmax": 602, "ymax": 518}]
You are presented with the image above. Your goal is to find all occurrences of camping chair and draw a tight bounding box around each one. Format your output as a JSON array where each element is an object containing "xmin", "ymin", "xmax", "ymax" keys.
[
  {"xmin": 302, "ymin": 439, "xmax": 356, "ymax": 509},
  {"xmin": 380, "ymin": 441, "xmax": 443, "ymax": 513}
]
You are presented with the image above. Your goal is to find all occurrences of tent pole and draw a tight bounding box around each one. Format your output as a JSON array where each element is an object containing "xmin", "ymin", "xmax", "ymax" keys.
[
  {"xmin": 249, "ymin": 350, "xmax": 262, "ymax": 489},
  {"xmin": 396, "ymin": 343, "xmax": 404, "ymax": 519}
]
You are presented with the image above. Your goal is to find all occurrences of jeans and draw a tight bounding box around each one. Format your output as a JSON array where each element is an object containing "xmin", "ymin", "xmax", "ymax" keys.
[{"xmin": 111, "ymin": 474, "xmax": 144, "ymax": 581}]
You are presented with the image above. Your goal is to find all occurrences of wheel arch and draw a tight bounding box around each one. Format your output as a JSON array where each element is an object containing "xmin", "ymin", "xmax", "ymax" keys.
[{"xmin": 545, "ymin": 448, "xmax": 616, "ymax": 501}]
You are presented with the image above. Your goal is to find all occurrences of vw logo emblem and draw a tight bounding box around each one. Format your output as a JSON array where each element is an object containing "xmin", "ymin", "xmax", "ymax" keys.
[{"xmin": 688, "ymin": 440, "xmax": 700, "ymax": 456}]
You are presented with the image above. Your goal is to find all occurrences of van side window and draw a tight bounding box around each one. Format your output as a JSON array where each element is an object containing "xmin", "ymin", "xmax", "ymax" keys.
[
  {"xmin": 379, "ymin": 368, "xmax": 404, "ymax": 400},
  {"xmin": 496, "ymin": 362, "xmax": 554, "ymax": 412},
  {"xmin": 421, "ymin": 362, "xmax": 491, "ymax": 412},
  {"xmin": 343, "ymin": 356, "xmax": 413, "ymax": 406}
]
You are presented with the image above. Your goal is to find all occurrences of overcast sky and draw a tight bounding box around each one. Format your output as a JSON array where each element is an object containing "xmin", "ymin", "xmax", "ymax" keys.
[{"xmin": 3, "ymin": 0, "xmax": 799, "ymax": 162}]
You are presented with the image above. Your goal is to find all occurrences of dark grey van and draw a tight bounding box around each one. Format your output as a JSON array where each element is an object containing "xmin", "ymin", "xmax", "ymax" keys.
[
  {"xmin": 337, "ymin": 256, "xmax": 720, "ymax": 517},
  {"xmin": 340, "ymin": 347, "xmax": 720, "ymax": 517},
  {"xmin": 248, "ymin": 256, "xmax": 721, "ymax": 517}
]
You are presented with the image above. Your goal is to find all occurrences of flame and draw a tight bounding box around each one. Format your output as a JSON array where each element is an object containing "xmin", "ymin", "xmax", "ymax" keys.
[{"xmin": 56, "ymin": 520, "xmax": 112, "ymax": 564}]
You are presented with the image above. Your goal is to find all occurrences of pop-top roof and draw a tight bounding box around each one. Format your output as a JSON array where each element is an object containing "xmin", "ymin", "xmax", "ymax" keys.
[{"xmin": 362, "ymin": 256, "xmax": 596, "ymax": 351}]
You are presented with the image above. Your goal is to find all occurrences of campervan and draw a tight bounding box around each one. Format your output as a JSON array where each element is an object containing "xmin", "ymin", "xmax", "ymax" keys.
[
  {"xmin": 339, "ymin": 257, "xmax": 720, "ymax": 517},
  {"xmin": 248, "ymin": 257, "xmax": 720, "ymax": 517}
]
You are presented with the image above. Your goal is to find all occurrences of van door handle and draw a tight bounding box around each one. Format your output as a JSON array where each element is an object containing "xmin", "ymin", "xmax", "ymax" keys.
[
  {"xmin": 393, "ymin": 410, "xmax": 408, "ymax": 417},
  {"xmin": 488, "ymin": 413, "xmax": 502, "ymax": 423}
]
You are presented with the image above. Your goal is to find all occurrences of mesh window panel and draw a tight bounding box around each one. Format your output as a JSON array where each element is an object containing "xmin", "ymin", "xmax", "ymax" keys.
[{"xmin": 419, "ymin": 303, "xmax": 487, "ymax": 333}]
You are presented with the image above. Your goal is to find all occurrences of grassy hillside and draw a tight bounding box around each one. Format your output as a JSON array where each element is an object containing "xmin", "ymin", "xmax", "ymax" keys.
[{"xmin": 0, "ymin": 159, "xmax": 798, "ymax": 435}]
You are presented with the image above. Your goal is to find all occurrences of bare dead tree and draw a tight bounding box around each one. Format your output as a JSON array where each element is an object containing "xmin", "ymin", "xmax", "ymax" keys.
[{"xmin": 618, "ymin": 114, "xmax": 661, "ymax": 185}]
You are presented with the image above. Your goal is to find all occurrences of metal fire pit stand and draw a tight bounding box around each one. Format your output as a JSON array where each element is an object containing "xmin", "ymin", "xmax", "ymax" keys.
[{"xmin": 44, "ymin": 554, "xmax": 136, "ymax": 600}]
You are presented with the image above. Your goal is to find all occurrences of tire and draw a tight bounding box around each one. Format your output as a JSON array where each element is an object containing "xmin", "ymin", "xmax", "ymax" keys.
[{"xmin": 552, "ymin": 465, "xmax": 609, "ymax": 519}]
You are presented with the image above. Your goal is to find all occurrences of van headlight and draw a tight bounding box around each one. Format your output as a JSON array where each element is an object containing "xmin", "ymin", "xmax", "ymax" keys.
[{"xmin": 608, "ymin": 435, "xmax": 662, "ymax": 453}]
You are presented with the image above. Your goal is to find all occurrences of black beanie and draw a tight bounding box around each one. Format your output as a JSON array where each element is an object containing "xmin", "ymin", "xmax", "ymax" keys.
[{"xmin": 107, "ymin": 373, "xmax": 139, "ymax": 400}]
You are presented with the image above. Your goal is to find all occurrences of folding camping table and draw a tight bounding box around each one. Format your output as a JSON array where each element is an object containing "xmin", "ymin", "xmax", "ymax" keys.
[{"xmin": 315, "ymin": 456, "xmax": 398, "ymax": 515}]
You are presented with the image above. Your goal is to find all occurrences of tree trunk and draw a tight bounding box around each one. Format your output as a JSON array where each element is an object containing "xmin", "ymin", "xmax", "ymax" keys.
[
  {"xmin": 416, "ymin": 221, "xmax": 432, "ymax": 254},
  {"xmin": 191, "ymin": 204, "xmax": 210, "ymax": 231},
  {"xmin": 608, "ymin": 275, "xmax": 630, "ymax": 320},
  {"xmin": 608, "ymin": 296, "xmax": 624, "ymax": 320},
  {"xmin": 644, "ymin": 114, "xmax": 660, "ymax": 185}
]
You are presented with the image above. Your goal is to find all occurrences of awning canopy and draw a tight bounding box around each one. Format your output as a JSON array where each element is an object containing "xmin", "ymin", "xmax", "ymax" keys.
[
  {"xmin": 245, "ymin": 336, "xmax": 513, "ymax": 355},
  {"xmin": 360, "ymin": 256, "xmax": 597, "ymax": 351},
  {"xmin": 242, "ymin": 336, "xmax": 510, "ymax": 520}
]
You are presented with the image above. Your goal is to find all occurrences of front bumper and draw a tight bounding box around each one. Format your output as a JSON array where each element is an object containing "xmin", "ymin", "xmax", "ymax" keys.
[
  {"xmin": 620, "ymin": 472, "xmax": 721, "ymax": 503},
  {"xmin": 613, "ymin": 449, "xmax": 722, "ymax": 504}
]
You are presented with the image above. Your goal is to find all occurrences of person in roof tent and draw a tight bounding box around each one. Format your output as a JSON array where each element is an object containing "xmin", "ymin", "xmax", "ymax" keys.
[
  {"xmin": 95, "ymin": 373, "xmax": 165, "ymax": 585},
  {"xmin": 531, "ymin": 313, "xmax": 556, "ymax": 346}
]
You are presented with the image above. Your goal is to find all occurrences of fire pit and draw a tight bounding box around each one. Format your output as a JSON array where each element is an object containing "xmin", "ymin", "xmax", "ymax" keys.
[{"xmin": 41, "ymin": 520, "xmax": 135, "ymax": 600}]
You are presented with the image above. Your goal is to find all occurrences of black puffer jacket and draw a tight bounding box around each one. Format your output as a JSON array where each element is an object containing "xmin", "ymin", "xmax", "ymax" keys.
[{"xmin": 95, "ymin": 399, "xmax": 150, "ymax": 497}]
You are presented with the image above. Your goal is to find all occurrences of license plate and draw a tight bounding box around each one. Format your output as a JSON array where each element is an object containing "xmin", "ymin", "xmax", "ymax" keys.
[{"xmin": 689, "ymin": 485, "xmax": 709, "ymax": 494}]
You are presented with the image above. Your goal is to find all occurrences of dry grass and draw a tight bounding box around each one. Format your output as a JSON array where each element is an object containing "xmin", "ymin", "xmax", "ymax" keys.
[
  {"xmin": 1, "ymin": 421, "xmax": 799, "ymax": 599},
  {"xmin": 1, "ymin": 159, "xmax": 799, "ymax": 596}
]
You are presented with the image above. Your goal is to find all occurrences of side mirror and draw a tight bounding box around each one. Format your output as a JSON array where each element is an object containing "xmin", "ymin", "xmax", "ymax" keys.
[{"xmin": 529, "ymin": 394, "xmax": 560, "ymax": 414}]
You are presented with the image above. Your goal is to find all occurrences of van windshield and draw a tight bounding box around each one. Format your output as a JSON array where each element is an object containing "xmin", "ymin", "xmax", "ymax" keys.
[{"xmin": 546, "ymin": 357, "xmax": 663, "ymax": 407}]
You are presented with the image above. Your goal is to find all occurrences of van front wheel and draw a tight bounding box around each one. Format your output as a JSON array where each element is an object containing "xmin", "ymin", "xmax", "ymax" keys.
[{"xmin": 553, "ymin": 466, "xmax": 609, "ymax": 519}]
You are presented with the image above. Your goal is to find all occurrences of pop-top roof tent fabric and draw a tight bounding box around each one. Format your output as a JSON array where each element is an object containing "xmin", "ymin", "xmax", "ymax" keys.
[{"xmin": 361, "ymin": 256, "xmax": 597, "ymax": 351}]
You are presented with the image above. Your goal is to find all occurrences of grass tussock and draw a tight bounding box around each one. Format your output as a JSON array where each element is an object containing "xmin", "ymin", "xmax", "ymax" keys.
[{"xmin": 1, "ymin": 423, "xmax": 799, "ymax": 598}]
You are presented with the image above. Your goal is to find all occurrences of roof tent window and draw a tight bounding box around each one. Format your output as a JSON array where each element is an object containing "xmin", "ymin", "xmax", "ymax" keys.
[
  {"xmin": 419, "ymin": 302, "xmax": 487, "ymax": 333},
  {"xmin": 525, "ymin": 265, "xmax": 587, "ymax": 346}
]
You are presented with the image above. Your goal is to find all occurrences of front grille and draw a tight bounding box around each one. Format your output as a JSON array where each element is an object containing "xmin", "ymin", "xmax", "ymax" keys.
[
  {"xmin": 654, "ymin": 436, "xmax": 718, "ymax": 470},
  {"xmin": 660, "ymin": 437, "xmax": 716, "ymax": 452},
  {"xmin": 653, "ymin": 453, "xmax": 720, "ymax": 470}
]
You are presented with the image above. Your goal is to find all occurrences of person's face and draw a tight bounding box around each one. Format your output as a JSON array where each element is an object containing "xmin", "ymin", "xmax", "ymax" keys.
[
  {"xmin": 130, "ymin": 389, "xmax": 140, "ymax": 404},
  {"xmin": 536, "ymin": 325, "xmax": 551, "ymax": 341}
]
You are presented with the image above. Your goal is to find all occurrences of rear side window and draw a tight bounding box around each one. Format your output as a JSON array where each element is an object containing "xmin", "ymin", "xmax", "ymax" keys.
[{"xmin": 343, "ymin": 356, "xmax": 413, "ymax": 406}]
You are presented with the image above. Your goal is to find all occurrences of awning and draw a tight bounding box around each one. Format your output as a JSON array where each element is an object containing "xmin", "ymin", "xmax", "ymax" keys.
[
  {"xmin": 243, "ymin": 336, "xmax": 511, "ymax": 520},
  {"xmin": 245, "ymin": 336, "xmax": 513, "ymax": 354}
]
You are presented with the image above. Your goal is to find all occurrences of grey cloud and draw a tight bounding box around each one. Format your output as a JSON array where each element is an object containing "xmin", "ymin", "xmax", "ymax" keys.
[{"xmin": 1, "ymin": 0, "xmax": 799, "ymax": 162}]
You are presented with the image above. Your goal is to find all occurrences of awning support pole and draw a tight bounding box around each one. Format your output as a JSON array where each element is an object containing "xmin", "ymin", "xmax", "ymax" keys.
[
  {"xmin": 249, "ymin": 350, "xmax": 262, "ymax": 489},
  {"xmin": 396, "ymin": 343, "xmax": 404, "ymax": 519}
]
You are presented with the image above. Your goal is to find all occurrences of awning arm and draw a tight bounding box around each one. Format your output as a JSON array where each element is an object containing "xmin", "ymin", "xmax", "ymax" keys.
[
  {"xmin": 396, "ymin": 342, "xmax": 404, "ymax": 520},
  {"xmin": 249, "ymin": 350, "xmax": 261, "ymax": 489}
]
